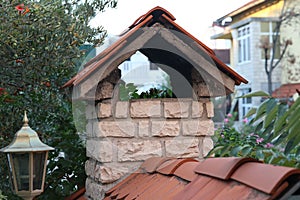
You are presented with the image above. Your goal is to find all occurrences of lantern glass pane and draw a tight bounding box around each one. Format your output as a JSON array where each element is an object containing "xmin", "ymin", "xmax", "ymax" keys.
[
  {"xmin": 33, "ymin": 152, "xmax": 46, "ymax": 190},
  {"xmin": 12, "ymin": 153, "xmax": 29, "ymax": 191},
  {"xmin": 7, "ymin": 154, "xmax": 15, "ymax": 191}
]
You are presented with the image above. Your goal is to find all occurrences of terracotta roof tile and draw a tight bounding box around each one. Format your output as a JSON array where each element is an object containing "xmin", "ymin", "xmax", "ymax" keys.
[
  {"xmin": 231, "ymin": 161, "xmax": 300, "ymax": 195},
  {"xmin": 156, "ymin": 158, "xmax": 197, "ymax": 175},
  {"xmin": 194, "ymin": 157, "xmax": 259, "ymax": 180},
  {"xmin": 105, "ymin": 172, "xmax": 141, "ymax": 197},
  {"xmin": 63, "ymin": 6, "xmax": 248, "ymax": 90},
  {"xmin": 101, "ymin": 157, "xmax": 300, "ymax": 200},
  {"xmin": 272, "ymin": 83, "xmax": 300, "ymax": 98},
  {"xmin": 139, "ymin": 156, "xmax": 172, "ymax": 173},
  {"xmin": 173, "ymin": 161, "xmax": 198, "ymax": 182},
  {"xmin": 69, "ymin": 156, "xmax": 300, "ymax": 199}
]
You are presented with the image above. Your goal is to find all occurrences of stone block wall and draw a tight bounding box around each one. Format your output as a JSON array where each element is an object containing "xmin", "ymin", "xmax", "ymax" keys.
[{"xmin": 84, "ymin": 98, "xmax": 215, "ymax": 199}]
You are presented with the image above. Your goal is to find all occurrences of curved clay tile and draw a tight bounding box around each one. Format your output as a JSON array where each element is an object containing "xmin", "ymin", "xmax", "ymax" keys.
[
  {"xmin": 231, "ymin": 162, "xmax": 300, "ymax": 195},
  {"xmin": 194, "ymin": 157, "xmax": 259, "ymax": 180},
  {"xmin": 139, "ymin": 156, "xmax": 173, "ymax": 173},
  {"xmin": 128, "ymin": 6, "xmax": 176, "ymax": 30},
  {"xmin": 157, "ymin": 158, "xmax": 198, "ymax": 175},
  {"xmin": 173, "ymin": 161, "xmax": 198, "ymax": 182}
]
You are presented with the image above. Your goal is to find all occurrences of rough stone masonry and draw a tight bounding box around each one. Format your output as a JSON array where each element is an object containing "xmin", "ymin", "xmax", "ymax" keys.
[{"xmin": 83, "ymin": 69, "xmax": 215, "ymax": 199}]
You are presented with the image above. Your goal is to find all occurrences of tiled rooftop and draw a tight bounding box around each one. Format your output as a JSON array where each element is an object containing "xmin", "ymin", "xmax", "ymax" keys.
[
  {"xmin": 103, "ymin": 157, "xmax": 300, "ymax": 200},
  {"xmin": 69, "ymin": 157, "xmax": 300, "ymax": 199},
  {"xmin": 63, "ymin": 6, "xmax": 247, "ymax": 89},
  {"xmin": 272, "ymin": 83, "xmax": 300, "ymax": 99}
]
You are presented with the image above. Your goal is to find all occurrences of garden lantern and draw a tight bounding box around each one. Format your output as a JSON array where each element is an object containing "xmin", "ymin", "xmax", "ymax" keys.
[{"xmin": 0, "ymin": 112, "xmax": 54, "ymax": 200}]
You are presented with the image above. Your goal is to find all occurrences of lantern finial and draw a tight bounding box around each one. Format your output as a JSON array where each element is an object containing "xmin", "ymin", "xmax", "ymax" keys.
[{"xmin": 23, "ymin": 111, "xmax": 29, "ymax": 127}]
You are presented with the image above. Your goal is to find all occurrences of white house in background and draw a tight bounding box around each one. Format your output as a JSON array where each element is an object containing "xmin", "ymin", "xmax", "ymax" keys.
[
  {"xmin": 96, "ymin": 35, "xmax": 169, "ymax": 93},
  {"xmin": 211, "ymin": 0, "xmax": 285, "ymax": 120},
  {"xmin": 118, "ymin": 51, "xmax": 169, "ymax": 92}
]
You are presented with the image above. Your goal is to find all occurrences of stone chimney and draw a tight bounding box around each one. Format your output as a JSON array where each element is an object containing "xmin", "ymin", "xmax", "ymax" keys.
[
  {"xmin": 62, "ymin": 6, "xmax": 247, "ymax": 200},
  {"xmin": 84, "ymin": 70, "xmax": 216, "ymax": 199}
]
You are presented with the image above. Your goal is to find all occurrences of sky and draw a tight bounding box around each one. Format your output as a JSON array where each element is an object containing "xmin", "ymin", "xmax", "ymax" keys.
[{"xmin": 90, "ymin": 0, "xmax": 251, "ymax": 49}]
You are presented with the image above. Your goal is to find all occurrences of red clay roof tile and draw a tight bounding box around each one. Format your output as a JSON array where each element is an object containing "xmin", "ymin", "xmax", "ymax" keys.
[
  {"xmin": 272, "ymin": 83, "xmax": 300, "ymax": 98},
  {"xmin": 139, "ymin": 156, "xmax": 172, "ymax": 173},
  {"xmin": 101, "ymin": 157, "xmax": 300, "ymax": 200},
  {"xmin": 231, "ymin": 162, "xmax": 300, "ymax": 195},
  {"xmin": 173, "ymin": 161, "xmax": 198, "ymax": 182},
  {"xmin": 71, "ymin": 157, "xmax": 300, "ymax": 199},
  {"xmin": 63, "ymin": 6, "xmax": 248, "ymax": 90},
  {"xmin": 156, "ymin": 158, "xmax": 197, "ymax": 175},
  {"xmin": 105, "ymin": 172, "xmax": 141, "ymax": 196},
  {"xmin": 194, "ymin": 157, "xmax": 259, "ymax": 180}
]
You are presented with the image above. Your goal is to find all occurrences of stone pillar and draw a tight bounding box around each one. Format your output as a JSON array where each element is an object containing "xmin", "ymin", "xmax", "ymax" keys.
[{"xmin": 84, "ymin": 96, "xmax": 214, "ymax": 199}]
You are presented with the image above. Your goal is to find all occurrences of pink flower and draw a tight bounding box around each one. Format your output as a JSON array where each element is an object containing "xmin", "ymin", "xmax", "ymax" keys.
[
  {"xmin": 227, "ymin": 113, "xmax": 232, "ymax": 118},
  {"xmin": 264, "ymin": 143, "xmax": 274, "ymax": 148},
  {"xmin": 224, "ymin": 118, "xmax": 229, "ymax": 123},
  {"xmin": 15, "ymin": 4, "xmax": 25, "ymax": 11},
  {"xmin": 242, "ymin": 118, "xmax": 248, "ymax": 123},
  {"xmin": 256, "ymin": 137, "xmax": 264, "ymax": 144},
  {"xmin": 221, "ymin": 134, "xmax": 225, "ymax": 138}
]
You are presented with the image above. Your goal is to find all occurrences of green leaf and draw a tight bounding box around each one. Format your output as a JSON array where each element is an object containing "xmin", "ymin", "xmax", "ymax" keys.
[
  {"xmin": 245, "ymin": 107, "xmax": 257, "ymax": 118},
  {"xmin": 285, "ymin": 139, "xmax": 295, "ymax": 155},
  {"xmin": 254, "ymin": 121, "xmax": 264, "ymax": 133},
  {"xmin": 287, "ymin": 121, "xmax": 300, "ymax": 146},
  {"xmin": 263, "ymin": 121, "xmax": 275, "ymax": 137},
  {"xmin": 255, "ymin": 149, "xmax": 264, "ymax": 160},
  {"xmin": 206, "ymin": 145, "xmax": 224, "ymax": 157},
  {"xmin": 285, "ymin": 109, "xmax": 300, "ymax": 134},
  {"xmin": 264, "ymin": 102, "xmax": 278, "ymax": 128},
  {"xmin": 220, "ymin": 145, "xmax": 232, "ymax": 157},
  {"xmin": 240, "ymin": 145, "xmax": 252, "ymax": 156},
  {"xmin": 253, "ymin": 99, "xmax": 269, "ymax": 121},
  {"xmin": 274, "ymin": 109, "xmax": 289, "ymax": 135},
  {"xmin": 237, "ymin": 91, "xmax": 271, "ymax": 98},
  {"xmin": 230, "ymin": 146, "xmax": 242, "ymax": 156}
]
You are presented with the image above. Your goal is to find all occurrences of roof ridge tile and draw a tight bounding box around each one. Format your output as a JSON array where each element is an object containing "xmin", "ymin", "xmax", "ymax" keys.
[
  {"xmin": 173, "ymin": 161, "xmax": 199, "ymax": 182},
  {"xmin": 194, "ymin": 157, "xmax": 259, "ymax": 180},
  {"xmin": 139, "ymin": 157, "xmax": 174, "ymax": 173},
  {"xmin": 231, "ymin": 162, "xmax": 300, "ymax": 195},
  {"xmin": 157, "ymin": 158, "xmax": 198, "ymax": 175},
  {"xmin": 128, "ymin": 6, "xmax": 176, "ymax": 30}
]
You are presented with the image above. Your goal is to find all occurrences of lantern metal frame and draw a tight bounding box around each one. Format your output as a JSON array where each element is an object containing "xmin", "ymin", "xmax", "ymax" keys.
[{"xmin": 0, "ymin": 112, "xmax": 54, "ymax": 200}]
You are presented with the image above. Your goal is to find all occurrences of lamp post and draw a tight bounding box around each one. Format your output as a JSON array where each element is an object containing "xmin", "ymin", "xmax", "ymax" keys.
[{"xmin": 0, "ymin": 112, "xmax": 54, "ymax": 200}]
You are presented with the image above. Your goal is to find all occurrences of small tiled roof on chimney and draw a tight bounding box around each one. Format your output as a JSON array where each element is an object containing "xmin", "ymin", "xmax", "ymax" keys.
[{"xmin": 63, "ymin": 6, "xmax": 247, "ymax": 98}]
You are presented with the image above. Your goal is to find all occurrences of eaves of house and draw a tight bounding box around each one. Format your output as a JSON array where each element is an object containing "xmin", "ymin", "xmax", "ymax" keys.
[
  {"xmin": 213, "ymin": 0, "xmax": 280, "ymax": 27},
  {"xmin": 211, "ymin": 0, "xmax": 281, "ymax": 40}
]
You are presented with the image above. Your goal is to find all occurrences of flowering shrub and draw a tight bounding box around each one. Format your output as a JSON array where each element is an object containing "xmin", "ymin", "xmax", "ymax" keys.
[{"xmin": 209, "ymin": 113, "xmax": 299, "ymax": 168}]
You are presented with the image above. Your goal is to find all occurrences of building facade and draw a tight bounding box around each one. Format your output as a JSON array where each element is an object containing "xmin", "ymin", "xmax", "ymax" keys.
[{"xmin": 211, "ymin": 0, "xmax": 300, "ymax": 120}]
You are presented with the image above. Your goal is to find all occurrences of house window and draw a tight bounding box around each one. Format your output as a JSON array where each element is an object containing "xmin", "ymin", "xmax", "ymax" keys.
[
  {"xmin": 237, "ymin": 25, "xmax": 251, "ymax": 63},
  {"xmin": 260, "ymin": 22, "xmax": 280, "ymax": 60},
  {"xmin": 123, "ymin": 62, "xmax": 130, "ymax": 71},
  {"xmin": 240, "ymin": 88, "xmax": 252, "ymax": 117},
  {"xmin": 150, "ymin": 62, "xmax": 158, "ymax": 70}
]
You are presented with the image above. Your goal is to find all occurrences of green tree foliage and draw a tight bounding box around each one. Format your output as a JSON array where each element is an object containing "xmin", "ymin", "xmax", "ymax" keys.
[
  {"xmin": 208, "ymin": 92, "xmax": 300, "ymax": 168},
  {"xmin": 0, "ymin": 0, "xmax": 117, "ymax": 199}
]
